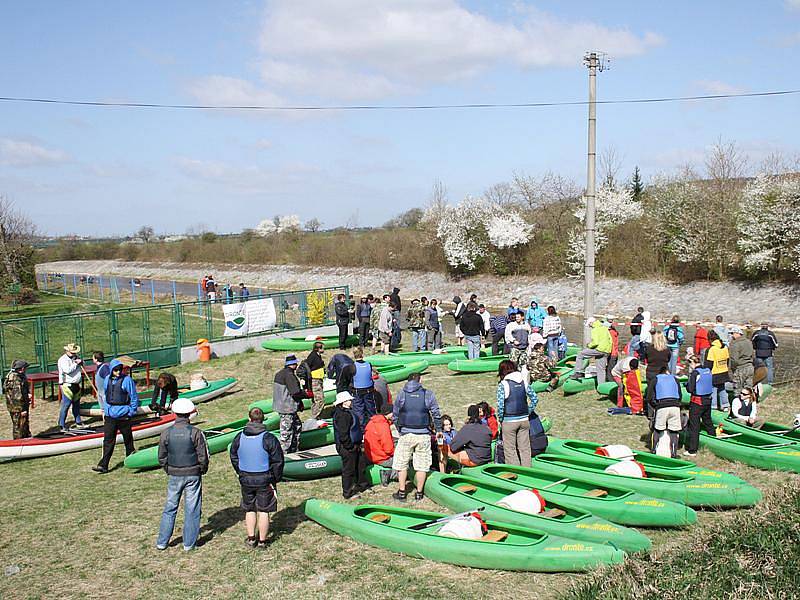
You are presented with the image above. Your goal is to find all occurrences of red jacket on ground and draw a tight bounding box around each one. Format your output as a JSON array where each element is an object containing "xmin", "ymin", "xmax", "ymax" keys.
[{"xmin": 364, "ymin": 414, "xmax": 394, "ymax": 464}]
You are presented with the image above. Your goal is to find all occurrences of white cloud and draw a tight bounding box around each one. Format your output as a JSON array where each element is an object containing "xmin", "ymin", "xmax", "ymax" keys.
[
  {"xmin": 786, "ymin": 0, "xmax": 800, "ymax": 10},
  {"xmin": 186, "ymin": 75, "xmax": 285, "ymax": 107},
  {"xmin": 0, "ymin": 138, "xmax": 68, "ymax": 167},
  {"xmin": 189, "ymin": 0, "xmax": 664, "ymax": 104},
  {"xmin": 173, "ymin": 157, "xmax": 319, "ymax": 193},
  {"xmin": 694, "ymin": 80, "xmax": 747, "ymax": 96}
]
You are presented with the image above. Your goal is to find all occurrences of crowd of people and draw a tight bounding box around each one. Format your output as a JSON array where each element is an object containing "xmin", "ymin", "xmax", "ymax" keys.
[{"xmin": 199, "ymin": 274, "xmax": 250, "ymax": 304}]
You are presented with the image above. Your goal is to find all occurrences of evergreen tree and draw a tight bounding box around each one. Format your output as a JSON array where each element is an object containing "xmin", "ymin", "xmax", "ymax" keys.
[{"xmin": 629, "ymin": 166, "xmax": 644, "ymax": 202}]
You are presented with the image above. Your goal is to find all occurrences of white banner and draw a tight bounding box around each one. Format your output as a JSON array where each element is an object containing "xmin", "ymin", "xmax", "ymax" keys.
[{"xmin": 223, "ymin": 298, "xmax": 277, "ymax": 336}]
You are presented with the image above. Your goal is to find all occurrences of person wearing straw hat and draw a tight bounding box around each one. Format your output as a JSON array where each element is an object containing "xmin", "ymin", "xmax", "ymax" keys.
[
  {"xmin": 92, "ymin": 359, "xmax": 140, "ymax": 473},
  {"xmin": 156, "ymin": 398, "xmax": 209, "ymax": 551},
  {"xmin": 4, "ymin": 359, "xmax": 30, "ymax": 439},
  {"xmin": 57, "ymin": 343, "xmax": 86, "ymax": 431}
]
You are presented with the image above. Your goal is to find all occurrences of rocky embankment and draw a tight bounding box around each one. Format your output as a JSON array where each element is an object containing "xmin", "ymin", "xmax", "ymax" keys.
[{"xmin": 37, "ymin": 260, "xmax": 800, "ymax": 328}]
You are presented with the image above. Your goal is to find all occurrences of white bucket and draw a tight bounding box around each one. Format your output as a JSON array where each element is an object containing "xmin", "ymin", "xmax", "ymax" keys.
[
  {"xmin": 604, "ymin": 460, "xmax": 646, "ymax": 478},
  {"xmin": 323, "ymin": 378, "xmax": 336, "ymax": 392},
  {"xmin": 438, "ymin": 516, "xmax": 484, "ymax": 539},
  {"xmin": 496, "ymin": 489, "xmax": 546, "ymax": 515},
  {"xmin": 655, "ymin": 433, "xmax": 672, "ymax": 458},
  {"xmin": 595, "ymin": 444, "xmax": 634, "ymax": 460},
  {"xmin": 189, "ymin": 374, "xmax": 208, "ymax": 391}
]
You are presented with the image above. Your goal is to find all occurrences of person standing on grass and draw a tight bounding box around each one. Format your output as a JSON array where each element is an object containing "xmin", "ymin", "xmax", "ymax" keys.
[
  {"xmin": 713, "ymin": 315, "xmax": 730, "ymax": 346},
  {"xmin": 305, "ymin": 342, "xmax": 326, "ymax": 419},
  {"xmin": 333, "ymin": 391, "xmax": 370, "ymax": 498},
  {"xmin": 541, "ymin": 306, "xmax": 562, "ymax": 361},
  {"xmin": 205, "ymin": 275, "xmax": 216, "ymax": 302},
  {"xmin": 629, "ymin": 307, "xmax": 644, "ymax": 357},
  {"xmin": 334, "ymin": 294, "xmax": 350, "ymax": 350},
  {"xmin": 752, "ymin": 322, "xmax": 778, "ymax": 384},
  {"xmin": 4, "ymin": 359, "xmax": 30, "ymax": 439},
  {"xmin": 703, "ymin": 330, "xmax": 731, "ymax": 412},
  {"xmin": 693, "ymin": 322, "xmax": 711, "ymax": 358},
  {"xmin": 389, "ymin": 287, "xmax": 402, "ymax": 349},
  {"xmin": 459, "ymin": 302, "xmax": 486, "ymax": 360},
  {"xmin": 356, "ymin": 295, "xmax": 373, "ymax": 348},
  {"xmin": 489, "ymin": 310, "xmax": 509, "ymax": 356},
  {"xmin": 425, "ymin": 298, "xmax": 443, "ymax": 350},
  {"xmin": 272, "ymin": 355, "xmax": 307, "ymax": 453},
  {"xmin": 663, "ymin": 315, "xmax": 685, "ymax": 375},
  {"xmin": 451, "ymin": 296, "xmax": 466, "ymax": 346},
  {"xmin": 505, "ymin": 310, "xmax": 531, "ymax": 368},
  {"xmin": 377, "ymin": 300, "xmax": 394, "ymax": 355},
  {"xmin": 93, "ymin": 359, "xmax": 139, "ymax": 473},
  {"xmin": 506, "ymin": 297, "xmax": 520, "ymax": 317},
  {"xmin": 728, "ymin": 325, "xmax": 754, "ymax": 401},
  {"xmin": 406, "ymin": 298, "xmax": 427, "ymax": 352},
  {"xmin": 350, "ymin": 347, "xmax": 377, "ymax": 436},
  {"xmin": 496, "ymin": 360, "xmax": 536, "ymax": 467},
  {"xmin": 57, "ymin": 342, "xmax": 85, "ymax": 431},
  {"xmin": 92, "ymin": 351, "xmax": 111, "ymax": 410},
  {"xmin": 392, "ymin": 372, "xmax": 442, "ymax": 501},
  {"xmin": 478, "ymin": 304, "xmax": 491, "ymax": 341},
  {"xmin": 369, "ymin": 295, "xmax": 383, "ymax": 354},
  {"xmin": 156, "ymin": 398, "xmax": 208, "ymax": 552},
  {"xmin": 525, "ymin": 299, "xmax": 546, "ymax": 330},
  {"xmin": 230, "ymin": 407, "xmax": 285, "ymax": 548},
  {"xmin": 239, "ymin": 283, "xmax": 250, "ymax": 301},
  {"xmin": 647, "ymin": 366, "xmax": 683, "ymax": 458},
  {"xmin": 683, "ymin": 353, "xmax": 714, "ymax": 457}
]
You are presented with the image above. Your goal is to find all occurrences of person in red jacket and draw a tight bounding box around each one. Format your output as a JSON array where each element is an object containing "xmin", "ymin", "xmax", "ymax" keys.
[
  {"xmin": 694, "ymin": 323, "xmax": 710, "ymax": 358},
  {"xmin": 363, "ymin": 403, "xmax": 396, "ymax": 486},
  {"xmin": 606, "ymin": 321, "xmax": 620, "ymax": 382},
  {"xmin": 477, "ymin": 402, "xmax": 499, "ymax": 439}
]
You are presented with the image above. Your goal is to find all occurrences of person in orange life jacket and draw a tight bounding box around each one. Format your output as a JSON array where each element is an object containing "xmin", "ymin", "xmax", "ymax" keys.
[
  {"xmin": 610, "ymin": 356, "xmax": 644, "ymax": 415},
  {"xmin": 349, "ymin": 347, "xmax": 377, "ymax": 437},
  {"xmin": 151, "ymin": 372, "xmax": 179, "ymax": 416},
  {"xmin": 496, "ymin": 360, "xmax": 537, "ymax": 467},
  {"xmin": 605, "ymin": 320, "xmax": 620, "ymax": 381},
  {"xmin": 647, "ymin": 366, "xmax": 683, "ymax": 458},
  {"xmin": 446, "ymin": 404, "xmax": 493, "ymax": 468},
  {"xmin": 392, "ymin": 372, "xmax": 443, "ymax": 501},
  {"xmin": 92, "ymin": 359, "xmax": 140, "ymax": 473},
  {"xmin": 230, "ymin": 407, "xmax": 285, "ymax": 548},
  {"xmin": 730, "ymin": 387, "xmax": 764, "ymax": 429},
  {"xmin": 304, "ymin": 342, "xmax": 326, "ymax": 419},
  {"xmin": 155, "ymin": 398, "xmax": 208, "ymax": 551},
  {"xmin": 333, "ymin": 391, "xmax": 370, "ymax": 499},
  {"xmin": 683, "ymin": 354, "xmax": 715, "ymax": 457},
  {"xmin": 364, "ymin": 402, "xmax": 397, "ymax": 486},
  {"xmin": 476, "ymin": 401, "xmax": 499, "ymax": 439}
]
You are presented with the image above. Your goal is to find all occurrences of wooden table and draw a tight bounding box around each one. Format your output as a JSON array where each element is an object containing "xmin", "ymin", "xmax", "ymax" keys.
[{"xmin": 25, "ymin": 360, "xmax": 151, "ymax": 406}]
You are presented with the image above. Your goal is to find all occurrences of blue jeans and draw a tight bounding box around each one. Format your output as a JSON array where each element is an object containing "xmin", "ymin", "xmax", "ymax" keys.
[
  {"xmin": 157, "ymin": 475, "xmax": 202, "ymax": 550},
  {"xmin": 465, "ymin": 335, "xmax": 482, "ymax": 360},
  {"xmin": 353, "ymin": 388, "xmax": 376, "ymax": 437},
  {"xmin": 628, "ymin": 335, "xmax": 641, "ymax": 357},
  {"xmin": 58, "ymin": 384, "xmax": 83, "ymax": 428},
  {"xmin": 668, "ymin": 347, "xmax": 679, "ymax": 375},
  {"xmin": 411, "ymin": 329, "xmax": 427, "ymax": 352},
  {"xmin": 711, "ymin": 385, "xmax": 729, "ymax": 411},
  {"xmin": 546, "ymin": 336, "xmax": 559, "ymax": 360},
  {"xmin": 764, "ymin": 356, "xmax": 775, "ymax": 384}
]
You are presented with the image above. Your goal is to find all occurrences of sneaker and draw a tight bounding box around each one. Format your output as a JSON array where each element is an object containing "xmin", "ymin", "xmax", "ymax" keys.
[
  {"xmin": 71, "ymin": 423, "xmax": 86, "ymax": 429},
  {"xmin": 155, "ymin": 544, "xmax": 167, "ymax": 551},
  {"xmin": 379, "ymin": 469, "xmax": 391, "ymax": 487},
  {"xmin": 258, "ymin": 538, "xmax": 269, "ymax": 548},
  {"xmin": 546, "ymin": 385, "xmax": 556, "ymax": 392},
  {"xmin": 92, "ymin": 465, "xmax": 109, "ymax": 474},
  {"xmin": 60, "ymin": 428, "xmax": 70, "ymax": 434},
  {"xmin": 414, "ymin": 491, "xmax": 424, "ymax": 501},
  {"xmin": 392, "ymin": 490, "xmax": 407, "ymax": 502},
  {"xmin": 342, "ymin": 490, "xmax": 361, "ymax": 500},
  {"xmin": 245, "ymin": 536, "xmax": 258, "ymax": 548},
  {"xmin": 356, "ymin": 482, "xmax": 372, "ymax": 493},
  {"xmin": 682, "ymin": 450, "xmax": 697, "ymax": 457},
  {"xmin": 182, "ymin": 546, "xmax": 194, "ymax": 552}
]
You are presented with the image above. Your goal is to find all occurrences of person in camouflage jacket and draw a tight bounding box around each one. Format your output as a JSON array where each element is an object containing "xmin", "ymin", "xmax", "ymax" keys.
[
  {"xmin": 369, "ymin": 297, "xmax": 386, "ymax": 353},
  {"xmin": 4, "ymin": 359, "xmax": 31, "ymax": 439},
  {"xmin": 406, "ymin": 299, "xmax": 427, "ymax": 352},
  {"xmin": 523, "ymin": 344, "xmax": 559, "ymax": 392}
]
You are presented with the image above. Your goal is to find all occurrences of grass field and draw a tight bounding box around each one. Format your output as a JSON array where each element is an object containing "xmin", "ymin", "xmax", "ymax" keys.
[{"xmin": 1, "ymin": 338, "xmax": 798, "ymax": 600}]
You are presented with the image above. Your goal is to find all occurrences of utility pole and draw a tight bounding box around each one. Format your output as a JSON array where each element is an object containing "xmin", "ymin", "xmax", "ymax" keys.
[{"xmin": 582, "ymin": 51, "xmax": 608, "ymax": 345}]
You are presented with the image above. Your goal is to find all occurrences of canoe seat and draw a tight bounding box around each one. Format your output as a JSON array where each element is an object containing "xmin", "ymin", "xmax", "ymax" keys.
[
  {"xmin": 369, "ymin": 513, "xmax": 391, "ymax": 523},
  {"xmin": 584, "ymin": 489, "xmax": 609, "ymax": 498},
  {"xmin": 457, "ymin": 484, "xmax": 478, "ymax": 493},
  {"xmin": 498, "ymin": 472, "xmax": 518, "ymax": 480},
  {"xmin": 540, "ymin": 508, "xmax": 566, "ymax": 518},
  {"xmin": 481, "ymin": 530, "xmax": 509, "ymax": 543}
]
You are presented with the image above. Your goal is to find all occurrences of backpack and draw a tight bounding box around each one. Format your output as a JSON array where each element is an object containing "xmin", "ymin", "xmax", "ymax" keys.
[{"xmin": 665, "ymin": 326, "xmax": 679, "ymax": 345}]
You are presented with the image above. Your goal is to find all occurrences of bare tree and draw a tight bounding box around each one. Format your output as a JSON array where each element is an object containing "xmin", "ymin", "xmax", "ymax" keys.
[
  {"xmin": 483, "ymin": 182, "xmax": 517, "ymax": 207},
  {"xmin": 0, "ymin": 196, "xmax": 37, "ymax": 285},
  {"xmin": 136, "ymin": 226, "xmax": 155, "ymax": 242},
  {"xmin": 512, "ymin": 171, "xmax": 581, "ymax": 210},
  {"xmin": 757, "ymin": 150, "xmax": 800, "ymax": 176},
  {"xmin": 304, "ymin": 218, "xmax": 322, "ymax": 233},
  {"xmin": 599, "ymin": 146, "xmax": 624, "ymax": 190}
]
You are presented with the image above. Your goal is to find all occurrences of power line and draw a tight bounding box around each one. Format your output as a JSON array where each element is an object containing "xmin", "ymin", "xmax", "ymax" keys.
[{"xmin": 0, "ymin": 89, "xmax": 797, "ymax": 112}]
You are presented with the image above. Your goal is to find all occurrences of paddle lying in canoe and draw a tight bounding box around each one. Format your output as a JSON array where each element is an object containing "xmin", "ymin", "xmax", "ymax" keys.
[
  {"xmin": 423, "ymin": 471, "xmax": 651, "ymax": 552},
  {"xmin": 262, "ymin": 334, "xmax": 360, "ymax": 352},
  {"xmin": 694, "ymin": 424, "xmax": 800, "ymax": 474},
  {"xmin": 0, "ymin": 414, "xmax": 180, "ymax": 462},
  {"xmin": 303, "ymin": 499, "xmax": 625, "ymax": 572},
  {"xmin": 463, "ymin": 463, "xmax": 697, "ymax": 528},
  {"xmin": 530, "ymin": 453, "xmax": 761, "ymax": 507},
  {"xmin": 545, "ymin": 436, "xmax": 750, "ymax": 486},
  {"xmin": 80, "ymin": 377, "xmax": 238, "ymax": 417}
]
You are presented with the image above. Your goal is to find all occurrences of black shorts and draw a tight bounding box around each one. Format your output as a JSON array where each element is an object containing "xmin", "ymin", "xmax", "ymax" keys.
[{"xmin": 240, "ymin": 483, "xmax": 277, "ymax": 513}]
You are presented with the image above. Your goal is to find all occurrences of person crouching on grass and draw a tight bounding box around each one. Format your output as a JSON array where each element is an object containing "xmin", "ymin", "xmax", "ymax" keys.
[{"xmin": 230, "ymin": 408, "xmax": 285, "ymax": 548}]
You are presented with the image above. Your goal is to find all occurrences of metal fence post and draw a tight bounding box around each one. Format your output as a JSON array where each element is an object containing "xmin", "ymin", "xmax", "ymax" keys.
[
  {"xmin": 109, "ymin": 309, "xmax": 119, "ymax": 356},
  {"xmin": 63, "ymin": 277, "xmax": 67, "ymax": 295},
  {"xmin": 99, "ymin": 275, "xmax": 104, "ymax": 301},
  {"xmin": 172, "ymin": 281, "xmax": 177, "ymax": 304},
  {"xmin": 131, "ymin": 280, "xmax": 136, "ymax": 305},
  {"xmin": 151, "ymin": 280, "xmax": 156, "ymax": 305}
]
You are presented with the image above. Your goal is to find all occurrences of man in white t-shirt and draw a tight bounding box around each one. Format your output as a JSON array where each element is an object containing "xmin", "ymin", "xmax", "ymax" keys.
[{"xmin": 57, "ymin": 343, "xmax": 86, "ymax": 431}]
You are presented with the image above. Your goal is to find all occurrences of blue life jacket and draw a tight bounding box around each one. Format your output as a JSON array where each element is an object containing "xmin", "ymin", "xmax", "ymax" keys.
[
  {"xmin": 655, "ymin": 374, "xmax": 680, "ymax": 401},
  {"xmin": 398, "ymin": 388, "xmax": 429, "ymax": 430},
  {"xmin": 504, "ymin": 379, "xmax": 529, "ymax": 417},
  {"xmin": 167, "ymin": 424, "xmax": 199, "ymax": 468},
  {"xmin": 354, "ymin": 361, "xmax": 373, "ymax": 389},
  {"xmin": 358, "ymin": 303, "xmax": 371, "ymax": 319},
  {"xmin": 237, "ymin": 432, "xmax": 270, "ymax": 473},
  {"xmin": 106, "ymin": 376, "xmax": 131, "ymax": 406},
  {"xmin": 529, "ymin": 412, "xmax": 548, "ymax": 452},
  {"xmin": 695, "ymin": 368, "xmax": 713, "ymax": 396}
]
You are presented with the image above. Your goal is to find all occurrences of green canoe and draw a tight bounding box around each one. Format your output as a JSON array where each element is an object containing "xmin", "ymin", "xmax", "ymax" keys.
[
  {"xmin": 283, "ymin": 444, "xmax": 342, "ymax": 480},
  {"xmin": 366, "ymin": 346, "xmax": 475, "ymax": 367},
  {"xmin": 710, "ymin": 407, "xmax": 798, "ymax": 444},
  {"xmin": 447, "ymin": 354, "xmax": 508, "ymax": 373},
  {"xmin": 464, "ymin": 463, "xmax": 696, "ymax": 528},
  {"xmin": 261, "ymin": 334, "xmax": 359, "ymax": 351},
  {"xmin": 562, "ymin": 375, "xmax": 597, "ymax": 395},
  {"xmin": 123, "ymin": 413, "xmax": 329, "ymax": 470},
  {"xmin": 79, "ymin": 377, "xmax": 238, "ymax": 417},
  {"xmin": 304, "ymin": 499, "xmax": 625, "ymax": 572},
  {"xmin": 423, "ymin": 471, "xmax": 651, "ymax": 553},
  {"xmin": 694, "ymin": 423, "xmax": 800, "ymax": 473},
  {"xmin": 595, "ymin": 377, "xmax": 689, "ymax": 404},
  {"xmin": 530, "ymin": 453, "xmax": 761, "ymax": 507},
  {"xmin": 545, "ymin": 437, "xmax": 749, "ymax": 486}
]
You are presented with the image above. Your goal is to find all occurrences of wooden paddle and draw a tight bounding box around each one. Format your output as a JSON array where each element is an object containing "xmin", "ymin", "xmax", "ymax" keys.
[{"xmin": 540, "ymin": 477, "xmax": 569, "ymax": 490}]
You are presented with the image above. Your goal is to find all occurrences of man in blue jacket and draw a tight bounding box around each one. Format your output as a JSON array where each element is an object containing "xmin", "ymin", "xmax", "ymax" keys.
[
  {"xmin": 93, "ymin": 358, "xmax": 140, "ymax": 473},
  {"xmin": 663, "ymin": 315, "xmax": 685, "ymax": 375}
]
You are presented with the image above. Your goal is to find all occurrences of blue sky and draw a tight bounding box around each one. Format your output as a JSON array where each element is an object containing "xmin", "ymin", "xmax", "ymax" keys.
[{"xmin": 1, "ymin": 0, "xmax": 797, "ymax": 236}]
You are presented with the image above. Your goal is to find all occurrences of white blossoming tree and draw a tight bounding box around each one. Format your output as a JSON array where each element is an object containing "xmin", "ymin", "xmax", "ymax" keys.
[
  {"xmin": 738, "ymin": 174, "xmax": 800, "ymax": 275},
  {"xmin": 255, "ymin": 215, "xmax": 301, "ymax": 236},
  {"xmin": 567, "ymin": 186, "xmax": 642, "ymax": 274}
]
